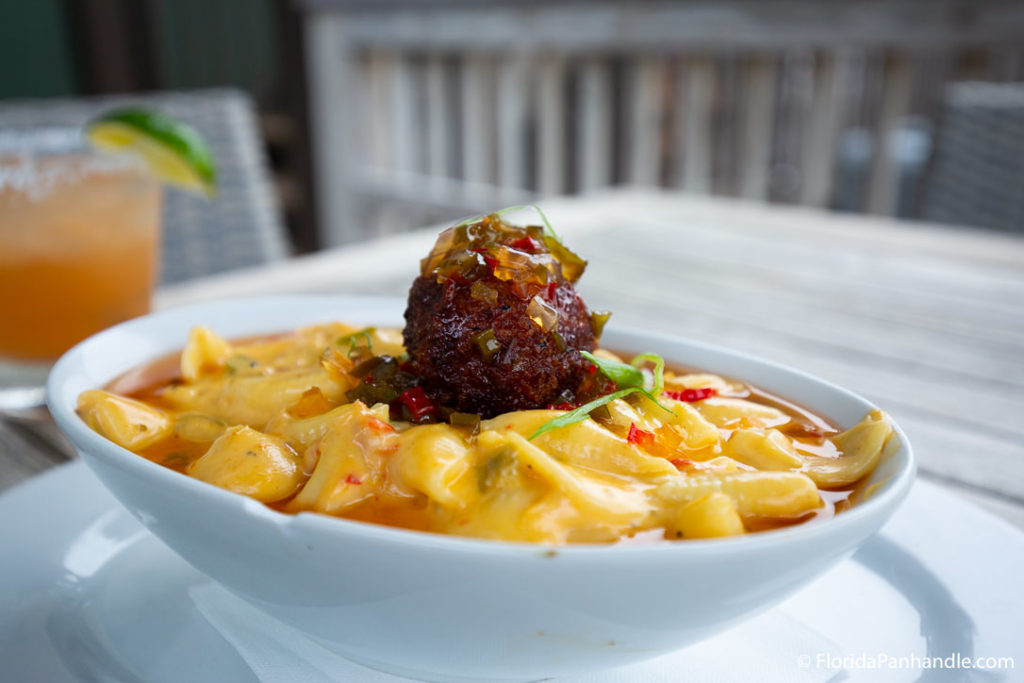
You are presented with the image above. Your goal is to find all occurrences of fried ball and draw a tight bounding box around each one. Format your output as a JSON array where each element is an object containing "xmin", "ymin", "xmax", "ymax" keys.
[{"xmin": 402, "ymin": 215, "xmax": 603, "ymax": 418}]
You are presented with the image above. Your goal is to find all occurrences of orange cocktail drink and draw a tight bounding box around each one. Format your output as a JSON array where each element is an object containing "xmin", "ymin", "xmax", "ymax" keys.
[{"xmin": 0, "ymin": 154, "xmax": 161, "ymax": 361}]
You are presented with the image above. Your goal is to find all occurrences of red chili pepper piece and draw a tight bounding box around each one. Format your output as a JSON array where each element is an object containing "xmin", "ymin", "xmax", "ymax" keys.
[
  {"xmin": 470, "ymin": 248, "xmax": 498, "ymax": 270},
  {"xmin": 669, "ymin": 458, "xmax": 692, "ymax": 469},
  {"xmin": 545, "ymin": 281, "xmax": 557, "ymax": 299},
  {"xmin": 345, "ymin": 473, "xmax": 362, "ymax": 485},
  {"xmin": 627, "ymin": 423, "xmax": 655, "ymax": 447},
  {"xmin": 586, "ymin": 363, "xmax": 597, "ymax": 374},
  {"xmin": 663, "ymin": 387, "xmax": 718, "ymax": 402},
  {"xmin": 399, "ymin": 386, "xmax": 435, "ymax": 420},
  {"xmin": 509, "ymin": 235, "xmax": 541, "ymax": 252},
  {"xmin": 546, "ymin": 401, "xmax": 577, "ymax": 411}
]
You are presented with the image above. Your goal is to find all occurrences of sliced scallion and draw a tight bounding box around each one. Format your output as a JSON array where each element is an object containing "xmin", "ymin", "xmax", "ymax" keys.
[
  {"xmin": 529, "ymin": 386, "xmax": 667, "ymax": 440},
  {"xmin": 494, "ymin": 204, "xmax": 560, "ymax": 242},
  {"xmin": 472, "ymin": 328, "xmax": 501, "ymax": 362},
  {"xmin": 338, "ymin": 327, "xmax": 376, "ymax": 359},
  {"xmin": 580, "ymin": 351, "xmax": 644, "ymax": 388},
  {"xmin": 631, "ymin": 352, "xmax": 666, "ymax": 395}
]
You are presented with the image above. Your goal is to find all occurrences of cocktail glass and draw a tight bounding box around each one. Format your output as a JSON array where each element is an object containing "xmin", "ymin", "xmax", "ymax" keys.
[{"xmin": 0, "ymin": 128, "xmax": 162, "ymax": 407}]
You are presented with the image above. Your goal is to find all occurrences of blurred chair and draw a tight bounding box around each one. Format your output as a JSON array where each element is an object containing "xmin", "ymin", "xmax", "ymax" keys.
[
  {"xmin": 919, "ymin": 82, "xmax": 1024, "ymax": 234},
  {"xmin": 0, "ymin": 88, "xmax": 289, "ymax": 283},
  {"xmin": 295, "ymin": 0, "xmax": 1024, "ymax": 245}
]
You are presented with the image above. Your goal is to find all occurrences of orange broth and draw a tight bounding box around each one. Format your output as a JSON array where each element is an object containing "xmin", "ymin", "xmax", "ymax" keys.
[{"xmin": 104, "ymin": 331, "xmax": 864, "ymax": 542}]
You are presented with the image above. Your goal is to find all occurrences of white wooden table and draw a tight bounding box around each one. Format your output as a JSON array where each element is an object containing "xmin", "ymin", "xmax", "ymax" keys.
[{"xmin": 3, "ymin": 189, "xmax": 1023, "ymax": 529}]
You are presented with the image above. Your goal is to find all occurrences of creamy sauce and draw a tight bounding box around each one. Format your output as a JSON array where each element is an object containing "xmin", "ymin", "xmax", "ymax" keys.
[{"xmin": 95, "ymin": 331, "xmax": 875, "ymax": 544}]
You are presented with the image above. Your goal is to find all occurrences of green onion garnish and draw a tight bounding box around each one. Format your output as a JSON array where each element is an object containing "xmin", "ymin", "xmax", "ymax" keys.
[
  {"xmin": 472, "ymin": 328, "xmax": 501, "ymax": 362},
  {"xmin": 455, "ymin": 205, "xmax": 558, "ymax": 241},
  {"xmin": 528, "ymin": 386, "xmax": 671, "ymax": 440},
  {"xmin": 528, "ymin": 351, "xmax": 676, "ymax": 439},
  {"xmin": 338, "ymin": 327, "xmax": 376, "ymax": 359},
  {"xmin": 631, "ymin": 353, "xmax": 666, "ymax": 395},
  {"xmin": 581, "ymin": 351, "xmax": 644, "ymax": 388},
  {"xmin": 453, "ymin": 212, "xmax": 486, "ymax": 229},
  {"xmin": 582, "ymin": 350, "xmax": 668, "ymax": 396},
  {"xmin": 627, "ymin": 353, "xmax": 674, "ymax": 414},
  {"xmin": 494, "ymin": 204, "xmax": 560, "ymax": 242}
]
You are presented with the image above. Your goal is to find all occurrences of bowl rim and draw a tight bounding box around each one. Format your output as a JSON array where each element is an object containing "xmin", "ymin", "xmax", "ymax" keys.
[{"xmin": 47, "ymin": 294, "xmax": 916, "ymax": 559}]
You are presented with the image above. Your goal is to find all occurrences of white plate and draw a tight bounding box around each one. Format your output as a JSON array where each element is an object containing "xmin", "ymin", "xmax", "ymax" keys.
[{"xmin": 1, "ymin": 462, "xmax": 1021, "ymax": 683}]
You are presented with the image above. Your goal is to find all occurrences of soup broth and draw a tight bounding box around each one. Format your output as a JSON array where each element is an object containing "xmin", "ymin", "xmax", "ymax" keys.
[{"xmin": 78, "ymin": 324, "xmax": 890, "ymax": 544}]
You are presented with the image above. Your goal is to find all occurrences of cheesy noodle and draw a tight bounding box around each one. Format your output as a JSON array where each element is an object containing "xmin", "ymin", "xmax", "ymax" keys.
[{"xmin": 78, "ymin": 323, "xmax": 894, "ymax": 544}]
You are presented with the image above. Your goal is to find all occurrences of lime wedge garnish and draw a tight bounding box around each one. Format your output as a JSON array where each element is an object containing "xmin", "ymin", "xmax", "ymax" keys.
[{"xmin": 85, "ymin": 108, "xmax": 217, "ymax": 197}]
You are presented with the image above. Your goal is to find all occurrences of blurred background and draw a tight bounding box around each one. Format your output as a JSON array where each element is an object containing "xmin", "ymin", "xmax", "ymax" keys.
[{"xmin": 2, "ymin": 0, "xmax": 1023, "ymax": 272}]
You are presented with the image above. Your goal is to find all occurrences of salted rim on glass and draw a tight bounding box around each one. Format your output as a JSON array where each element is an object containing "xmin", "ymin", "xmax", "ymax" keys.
[
  {"xmin": 47, "ymin": 295, "xmax": 917, "ymax": 558},
  {"xmin": 0, "ymin": 127, "xmax": 146, "ymax": 198}
]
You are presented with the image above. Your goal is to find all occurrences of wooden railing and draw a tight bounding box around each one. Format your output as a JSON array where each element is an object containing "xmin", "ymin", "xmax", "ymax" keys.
[{"xmin": 297, "ymin": 0, "xmax": 1024, "ymax": 244}]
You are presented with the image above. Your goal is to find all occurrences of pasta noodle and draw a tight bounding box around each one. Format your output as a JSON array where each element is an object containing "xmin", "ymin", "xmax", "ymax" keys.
[{"xmin": 77, "ymin": 323, "xmax": 894, "ymax": 544}]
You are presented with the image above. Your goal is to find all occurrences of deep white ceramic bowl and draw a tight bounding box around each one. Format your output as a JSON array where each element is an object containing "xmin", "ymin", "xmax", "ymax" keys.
[{"xmin": 48, "ymin": 296, "xmax": 914, "ymax": 681}]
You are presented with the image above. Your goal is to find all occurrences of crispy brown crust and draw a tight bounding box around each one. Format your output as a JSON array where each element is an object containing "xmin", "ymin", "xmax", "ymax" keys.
[{"xmin": 403, "ymin": 274, "xmax": 596, "ymax": 417}]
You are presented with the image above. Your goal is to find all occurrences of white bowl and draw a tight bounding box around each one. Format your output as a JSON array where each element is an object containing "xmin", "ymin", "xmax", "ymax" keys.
[{"xmin": 48, "ymin": 296, "xmax": 915, "ymax": 681}]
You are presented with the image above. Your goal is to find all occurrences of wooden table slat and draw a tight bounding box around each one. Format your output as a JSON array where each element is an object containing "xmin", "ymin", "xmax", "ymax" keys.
[{"xmin": 589, "ymin": 249, "xmax": 1024, "ymax": 382}]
